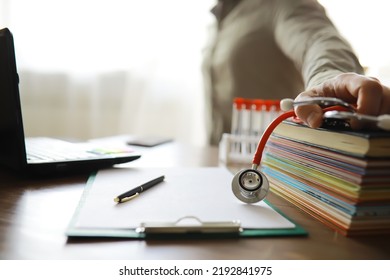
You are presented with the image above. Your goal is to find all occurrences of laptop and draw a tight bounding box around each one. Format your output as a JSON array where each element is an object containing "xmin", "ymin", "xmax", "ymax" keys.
[{"xmin": 0, "ymin": 27, "xmax": 140, "ymax": 176}]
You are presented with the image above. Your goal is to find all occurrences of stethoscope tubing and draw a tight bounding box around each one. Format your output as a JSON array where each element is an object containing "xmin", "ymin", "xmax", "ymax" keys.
[{"xmin": 251, "ymin": 105, "xmax": 349, "ymax": 166}]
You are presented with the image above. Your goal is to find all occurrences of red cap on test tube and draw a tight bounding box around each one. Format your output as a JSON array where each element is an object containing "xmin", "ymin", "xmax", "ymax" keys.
[
  {"xmin": 271, "ymin": 100, "xmax": 281, "ymax": 111},
  {"xmin": 264, "ymin": 100, "xmax": 281, "ymax": 111},
  {"xmin": 253, "ymin": 99, "xmax": 265, "ymax": 111},
  {"xmin": 233, "ymin": 98, "xmax": 245, "ymax": 110},
  {"xmin": 243, "ymin": 99, "xmax": 254, "ymax": 110}
]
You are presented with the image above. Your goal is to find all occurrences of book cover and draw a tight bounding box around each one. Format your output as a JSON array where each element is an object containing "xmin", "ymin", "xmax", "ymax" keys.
[{"xmin": 272, "ymin": 120, "xmax": 390, "ymax": 158}]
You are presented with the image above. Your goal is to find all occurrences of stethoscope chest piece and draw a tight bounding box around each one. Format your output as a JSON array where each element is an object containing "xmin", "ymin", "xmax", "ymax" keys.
[{"xmin": 232, "ymin": 168, "xmax": 270, "ymax": 203}]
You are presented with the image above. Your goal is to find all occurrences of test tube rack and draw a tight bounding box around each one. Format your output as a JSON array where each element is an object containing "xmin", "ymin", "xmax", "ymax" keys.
[{"xmin": 219, "ymin": 98, "xmax": 281, "ymax": 165}]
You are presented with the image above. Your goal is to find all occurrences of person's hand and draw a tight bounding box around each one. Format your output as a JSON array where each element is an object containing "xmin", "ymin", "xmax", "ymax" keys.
[{"xmin": 294, "ymin": 73, "xmax": 390, "ymax": 129}]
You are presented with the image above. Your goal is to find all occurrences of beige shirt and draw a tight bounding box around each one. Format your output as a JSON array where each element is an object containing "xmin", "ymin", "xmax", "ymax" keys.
[{"xmin": 202, "ymin": 0, "xmax": 364, "ymax": 145}]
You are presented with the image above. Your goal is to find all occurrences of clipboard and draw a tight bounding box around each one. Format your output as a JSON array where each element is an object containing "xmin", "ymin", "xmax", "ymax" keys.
[{"xmin": 66, "ymin": 167, "xmax": 307, "ymax": 239}]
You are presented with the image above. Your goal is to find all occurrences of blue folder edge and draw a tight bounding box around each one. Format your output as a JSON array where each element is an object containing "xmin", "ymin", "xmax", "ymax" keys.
[{"xmin": 66, "ymin": 172, "xmax": 308, "ymax": 239}]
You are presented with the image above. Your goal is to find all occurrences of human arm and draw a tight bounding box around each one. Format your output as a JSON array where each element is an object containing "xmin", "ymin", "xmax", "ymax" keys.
[
  {"xmin": 273, "ymin": 0, "xmax": 364, "ymax": 89},
  {"xmin": 272, "ymin": 1, "xmax": 390, "ymax": 129}
]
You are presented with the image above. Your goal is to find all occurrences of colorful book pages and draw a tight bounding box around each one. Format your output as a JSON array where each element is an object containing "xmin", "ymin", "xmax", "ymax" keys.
[{"xmin": 262, "ymin": 134, "xmax": 390, "ymax": 236}]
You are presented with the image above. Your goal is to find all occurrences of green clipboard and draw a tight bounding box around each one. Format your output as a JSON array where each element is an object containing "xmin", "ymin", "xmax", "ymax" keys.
[{"xmin": 66, "ymin": 168, "xmax": 307, "ymax": 239}]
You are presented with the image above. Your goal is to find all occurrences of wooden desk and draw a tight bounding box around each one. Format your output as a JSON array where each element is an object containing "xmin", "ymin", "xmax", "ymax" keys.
[{"xmin": 0, "ymin": 142, "xmax": 389, "ymax": 260}]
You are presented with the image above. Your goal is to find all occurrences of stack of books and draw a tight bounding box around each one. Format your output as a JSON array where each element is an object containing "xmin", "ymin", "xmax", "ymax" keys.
[{"xmin": 262, "ymin": 120, "xmax": 390, "ymax": 236}]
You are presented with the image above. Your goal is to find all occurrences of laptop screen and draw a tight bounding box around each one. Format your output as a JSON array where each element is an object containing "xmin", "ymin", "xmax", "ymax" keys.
[
  {"xmin": 0, "ymin": 28, "xmax": 27, "ymax": 170},
  {"xmin": 0, "ymin": 28, "xmax": 141, "ymax": 176}
]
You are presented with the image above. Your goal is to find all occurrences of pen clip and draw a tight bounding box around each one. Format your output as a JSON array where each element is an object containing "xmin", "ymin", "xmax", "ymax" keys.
[{"xmin": 116, "ymin": 192, "xmax": 139, "ymax": 203}]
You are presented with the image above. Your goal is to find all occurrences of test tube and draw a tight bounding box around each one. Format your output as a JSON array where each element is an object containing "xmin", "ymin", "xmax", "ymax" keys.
[
  {"xmin": 263, "ymin": 100, "xmax": 281, "ymax": 128},
  {"xmin": 231, "ymin": 98, "xmax": 244, "ymax": 154},
  {"xmin": 251, "ymin": 99, "xmax": 265, "ymax": 152},
  {"xmin": 251, "ymin": 100, "xmax": 264, "ymax": 135},
  {"xmin": 241, "ymin": 99, "xmax": 253, "ymax": 154},
  {"xmin": 269, "ymin": 100, "xmax": 281, "ymax": 127}
]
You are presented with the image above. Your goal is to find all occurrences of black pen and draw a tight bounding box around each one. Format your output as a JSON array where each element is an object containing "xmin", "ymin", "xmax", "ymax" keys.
[{"xmin": 114, "ymin": 175, "xmax": 165, "ymax": 203}]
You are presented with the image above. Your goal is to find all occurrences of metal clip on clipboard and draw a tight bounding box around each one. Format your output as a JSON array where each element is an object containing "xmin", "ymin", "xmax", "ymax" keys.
[{"xmin": 136, "ymin": 216, "xmax": 242, "ymax": 235}]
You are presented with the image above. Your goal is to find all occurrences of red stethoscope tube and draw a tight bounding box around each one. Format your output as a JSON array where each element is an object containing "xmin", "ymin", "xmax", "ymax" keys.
[{"xmin": 252, "ymin": 106, "xmax": 349, "ymax": 166}]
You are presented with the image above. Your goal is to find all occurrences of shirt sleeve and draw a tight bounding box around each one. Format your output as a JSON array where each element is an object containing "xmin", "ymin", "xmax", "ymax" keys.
[{"xmin": 273, "ymin": 0, "xmax": 364, "ymax": 89}]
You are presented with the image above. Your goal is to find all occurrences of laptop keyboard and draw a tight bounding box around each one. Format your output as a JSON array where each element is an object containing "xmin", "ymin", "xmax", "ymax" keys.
[{"xmin": 26, "ymin": 138, "xmax": 101, "ymax": 163}]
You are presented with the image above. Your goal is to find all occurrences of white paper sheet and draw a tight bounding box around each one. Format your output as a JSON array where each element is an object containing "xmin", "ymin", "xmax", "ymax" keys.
[{"xmin": 72, "ymin": 167, "xmax": 295, "ymax": 230}]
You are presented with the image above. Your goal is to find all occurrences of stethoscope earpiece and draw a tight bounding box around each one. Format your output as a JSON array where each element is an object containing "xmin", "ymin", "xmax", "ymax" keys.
[{"xmin": 232, "ymin": 168, "xmax": 269, "ymax": 204}]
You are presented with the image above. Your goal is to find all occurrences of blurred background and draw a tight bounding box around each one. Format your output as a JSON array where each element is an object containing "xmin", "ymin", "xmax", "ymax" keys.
[{"xmin": 1, "ymin": 0, "xmax": 389, "ymax": 146}]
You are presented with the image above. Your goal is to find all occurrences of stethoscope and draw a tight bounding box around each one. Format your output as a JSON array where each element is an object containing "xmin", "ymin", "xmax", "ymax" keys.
[{"xmin": 231, "ymin": 97, "xmax": 390, "ymax": 204}]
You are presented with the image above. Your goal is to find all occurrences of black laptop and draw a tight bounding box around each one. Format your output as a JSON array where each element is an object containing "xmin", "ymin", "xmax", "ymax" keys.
[{"xmin": 0, "ymin": 27, "xmax": 140, "ymax": 176}]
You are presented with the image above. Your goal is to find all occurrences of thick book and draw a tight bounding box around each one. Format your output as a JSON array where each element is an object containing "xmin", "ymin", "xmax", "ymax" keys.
[{"xmin": 272, "ymin": 121, "xmax": 390, "ymax": 158}]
